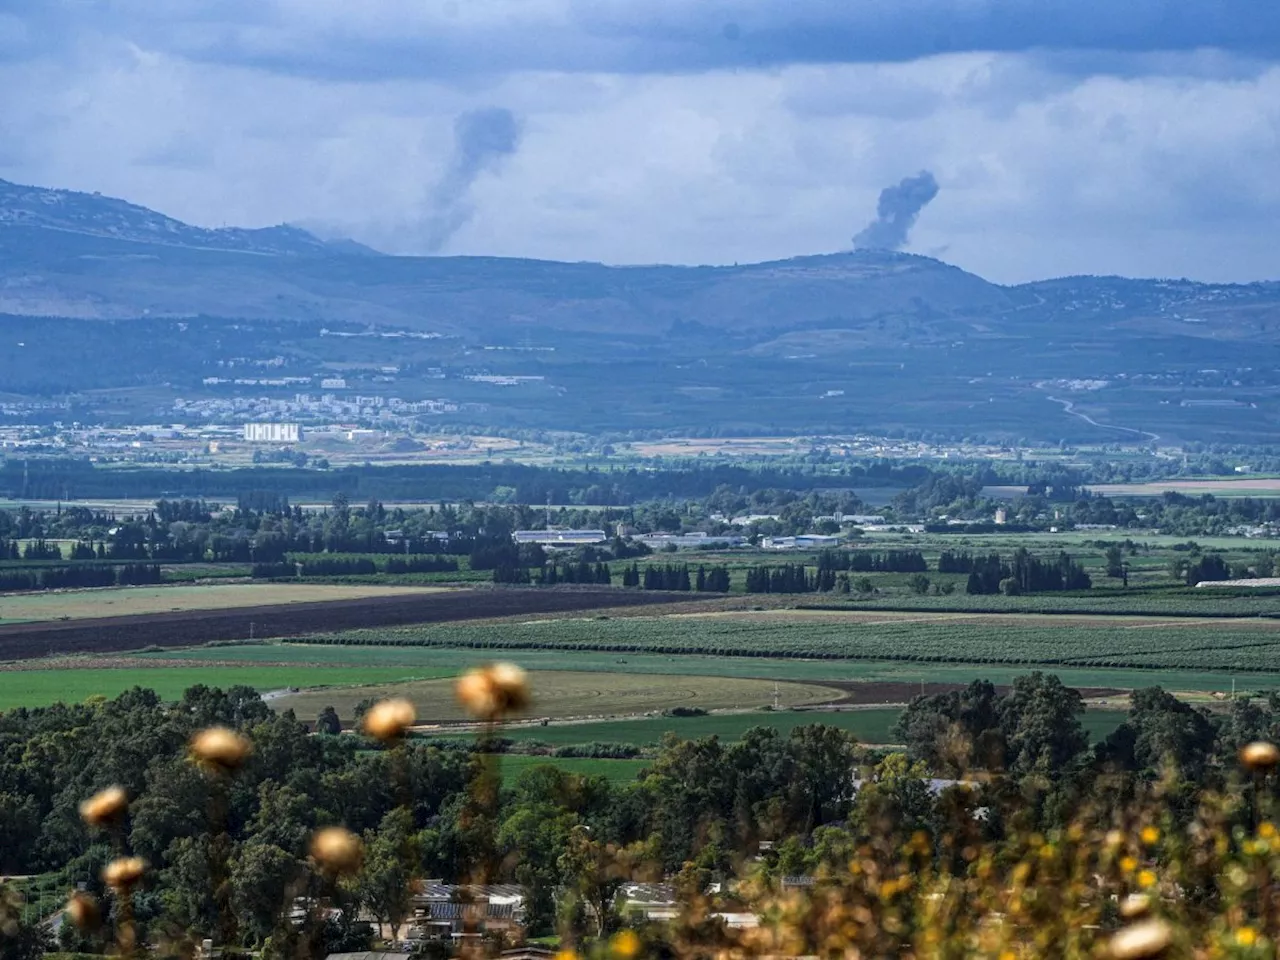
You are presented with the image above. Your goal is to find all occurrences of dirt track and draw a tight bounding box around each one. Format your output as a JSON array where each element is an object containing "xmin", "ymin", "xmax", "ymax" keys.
[{"xmin": 0, "ymin": 587, "xmax": 703, "ymax": 661}]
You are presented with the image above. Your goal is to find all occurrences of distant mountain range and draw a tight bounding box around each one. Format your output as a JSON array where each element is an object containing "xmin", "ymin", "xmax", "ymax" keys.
[
  {"xmin": 4, "ymin": 177, "xmax": 1280, "ymax": 444},
  {"xmin": 2, "ymin": 176, "xmax": 1276, "ymax": 341}
]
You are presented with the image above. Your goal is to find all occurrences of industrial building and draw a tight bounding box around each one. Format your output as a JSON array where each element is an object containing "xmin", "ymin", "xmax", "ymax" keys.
[
  {"xmin": 635, "ymin": 532, "xmax": 747, "ymax": 549},
  {"xmin": 242, "ymin": 422, "xmax": 301, "ymax": 443}
]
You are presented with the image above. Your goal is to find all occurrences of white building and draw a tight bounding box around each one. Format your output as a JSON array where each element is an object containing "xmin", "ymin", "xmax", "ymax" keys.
[
  {"xmin": 243, "ymin": 422, "xmax": 301, "ymax": 443},
  {"xmin": 760, "ymin": 535, "xmax": 840, "ymax": 550},
  {"xmin": 512, "ymin": 530, "xmax": 608, "ymax": 546}
]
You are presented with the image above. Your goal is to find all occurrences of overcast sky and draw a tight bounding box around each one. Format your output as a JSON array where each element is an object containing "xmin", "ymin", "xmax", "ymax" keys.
[{"xmin": 2, "ymin": 0, "xmax": 1278, "ymax": 283}]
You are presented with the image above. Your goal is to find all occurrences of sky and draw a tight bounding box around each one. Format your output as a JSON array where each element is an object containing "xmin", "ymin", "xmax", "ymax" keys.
[{"xmin": 1, "ymin": 1, "xmax": 1279, "ymax": 284}]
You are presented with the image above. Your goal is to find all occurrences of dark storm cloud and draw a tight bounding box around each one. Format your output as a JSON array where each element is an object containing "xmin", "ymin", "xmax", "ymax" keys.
[
  {"xmin": 853, "ymin": 171, "xmax": 940, "ymax": 251},
  {"xmin": 421, "ymin": 107, "xmax": 522, "ymax": 253},
  {"xmin": 7, "ymin": 1, "xmax": 1279, "ymax": 78}
]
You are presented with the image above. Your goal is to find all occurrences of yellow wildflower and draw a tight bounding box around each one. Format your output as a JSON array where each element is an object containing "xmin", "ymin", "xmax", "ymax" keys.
[
  {"xmin": 1140, "ymin": 825, "xmax": 1160, "ymax": 845},
  {"xmin": 1137, "ymin": 869, "xmax": 1157, "ymax": 888},
  {"xmin": 1120, "ymin": 855, "xmax": 1139, "ymax": 873},
  {"xmin": 610, "ymin": 931, "xmax": 641, "ymax": 959},
  {"xmin": 1236, "ymin": 927, "xmax": 1258, "ymax": 947}
]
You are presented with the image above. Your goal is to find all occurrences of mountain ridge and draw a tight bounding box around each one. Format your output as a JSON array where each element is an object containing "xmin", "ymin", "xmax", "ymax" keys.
[
  {"xmin": 0, "ymin": 177, "xmax": 377, "ymax": 258},
  {"xmin": 0, "ymin": 177, "xmax": 1276, "ymax": 340}
]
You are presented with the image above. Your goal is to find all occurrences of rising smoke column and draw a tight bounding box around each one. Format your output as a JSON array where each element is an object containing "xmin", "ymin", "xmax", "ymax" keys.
[
  {"xmin": 422, "ymin": 107, "xmax": 521, "ymax": 253},
  {"xmin": 852, "ymin": 170, "xmax": 939, "ymax": 251}
]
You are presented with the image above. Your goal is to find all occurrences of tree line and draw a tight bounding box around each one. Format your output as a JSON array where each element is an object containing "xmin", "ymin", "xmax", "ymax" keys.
[
  {"xmin": 815, "ymin": 549, "xmax": 928, "ymax": 573},
  {"xmin": 960, "ymin": 548, "xmax": 1092, "ymax": 595},
  {"xmin": 0, "ymin": 562, "xmax": 161, "ymax": 593}
]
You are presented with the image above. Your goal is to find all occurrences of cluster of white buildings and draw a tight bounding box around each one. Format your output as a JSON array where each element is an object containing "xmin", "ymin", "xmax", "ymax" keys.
[{"xmin": 173, "ymin": 392, "xmax": 460, "ymax": 424}]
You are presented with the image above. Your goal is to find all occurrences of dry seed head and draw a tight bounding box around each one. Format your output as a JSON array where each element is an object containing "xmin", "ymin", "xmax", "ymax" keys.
[
  {"xmin": 190, "ymin": 727, "xmax": 252, "ymax": 772},
  {"xmin": 488, "ymin": 661, "xmax": 531, "ymax": 712},
  {"xmin": 362, "ymin": 698, "xmax": 416, "ymax": 741},
  {"xmin": 1109, "ymin": 919, "xmax": 1173, "ymax": 959},
  {"xmin": 79, "ymin": 785, "xmax": 128, "ymax": 826},
  {"xmin": 1241, "ymin": 741, "xmax": 1280, "ymax": 772},
  {"xmin": 456, "ymin": 668, "xmax": 500, "ymax": 720},
  {"xmin": 64, "ymin": 892, "xmax": 101, "ymax": 930},
  {"xmin": 310, "ymin": 826, "xmax": 364, "ymax": 875},
  {"xmin": 1119, "ymin": 893, "xmax": 1151, "ymax": 919},
  {"xmin": 102, "ymin": 857, "xmax": 147, "ymax": 890}
]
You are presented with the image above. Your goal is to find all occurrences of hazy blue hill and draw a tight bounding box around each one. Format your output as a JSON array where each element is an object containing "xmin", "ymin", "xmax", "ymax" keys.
[
  {"xmin": 0, "ymin": 178, "xmax": 343, "ymax": 257},
  {"xmin": 0, "ymin": 178, "xmax": 1011, "ymax": 331},
  {"xmin": 5, "ymin": 176, "xmax": 1278, "ymax": 342}
]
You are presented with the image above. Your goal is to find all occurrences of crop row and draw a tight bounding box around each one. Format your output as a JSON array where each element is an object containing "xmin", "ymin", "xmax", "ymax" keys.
[
  {"xmin": 824, "ymin": 591, "xmax": 1280, "ymax": 617},
  {"xmin": 298, "ymin": 615, "xmax": 1280, "ymax": 674}
]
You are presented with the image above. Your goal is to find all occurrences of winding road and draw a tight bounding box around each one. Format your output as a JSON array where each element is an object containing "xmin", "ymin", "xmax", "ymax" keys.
[{"xmin": 1045, "ymin": 395, "xmax": 1161, "ymax": 443}]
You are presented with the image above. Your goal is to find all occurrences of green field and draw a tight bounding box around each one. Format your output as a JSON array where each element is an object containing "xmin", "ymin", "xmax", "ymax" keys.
[
  {"xmin": 481, "ymin": 708, "xmax": 1125, "ymax": 748},
  {"xmin": 0, "ymin": 665, "xmax": 452, "ymax": 711},
  {"xmin": 496, "ymin": 709, "xmax": 908, "ymax": 747}
]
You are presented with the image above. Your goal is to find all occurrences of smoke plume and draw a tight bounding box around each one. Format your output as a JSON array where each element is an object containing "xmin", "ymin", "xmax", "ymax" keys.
[
  {"xmin": 852, "ymin": 170, "xmax": 939, "ymax": 251},
  {"xmin": 422, "ymin": 107, "xmax": 521, "ymax": 252}
]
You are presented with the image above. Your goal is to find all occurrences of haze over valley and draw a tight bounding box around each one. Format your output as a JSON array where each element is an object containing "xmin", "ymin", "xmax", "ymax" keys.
[{"xmin": 3, "ymin": 177, "xmax": 1279, "ymax": 444}]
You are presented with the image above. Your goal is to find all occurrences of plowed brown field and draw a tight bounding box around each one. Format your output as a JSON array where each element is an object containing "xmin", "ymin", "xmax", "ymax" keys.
[{"xmin": 0, "ymin": 587, "xmax": 703, "ymax": 661}]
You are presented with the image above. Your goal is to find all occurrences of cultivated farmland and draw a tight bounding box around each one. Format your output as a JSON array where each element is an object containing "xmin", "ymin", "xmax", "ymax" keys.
[
  {"xmin": 270, "ymin": 670, "xmax": 841, "ymax": 723},
  {"xmin": 0, "ymin": 582, "xmax": 450, "ymax": 623},
  {"xmin": 0, "ymin": 586, "xmax": 708, "ymax": 661},
  {"xmin": 302, "ymin": 608, "xmax": 1280, "ymax": 674},
  {"xmin": 124, "ymin": 642, "xmax": 1275, "ymax": 696}
]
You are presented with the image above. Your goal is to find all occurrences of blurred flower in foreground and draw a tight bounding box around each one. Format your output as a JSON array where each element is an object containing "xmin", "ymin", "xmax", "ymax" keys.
[
  {"xmin": 189, "ymin": 726, "xmax": 252, "ymax": 772},
  {"xmin": 610, "ymin": 929, "xmax": 641, "ymax": 958},
  {"xmin": 102, "ymin": 857, "xmax": 147, "ymax": 891},
  {"xmin": 362, "ymin": 697, "xmax": 416, "ymax": 742},
  {"xmin": 310, "ymin": 826, "xmax": 364, "ymax": 875},
  {"xmin": 64, "ymin": 892, "xmax": 101, "ymax": 930},
  {"xmin": 79, "ymin": 785, "xmax": 128, "ymax": 826},
  {"xmin": 1108, "ymin": 918, "xmax": 1173, "ymax": 958},
  {"xmin": 1119, "ymin": 893, "xmax": 1151, "ymax": 919},
  {"xmin": 456, "ymin": 662, "xmax": 530, "ymax": 720},
  {"xmin": 1241, "ymin": 741, "xmax": 1280, "ymax": 771}
]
